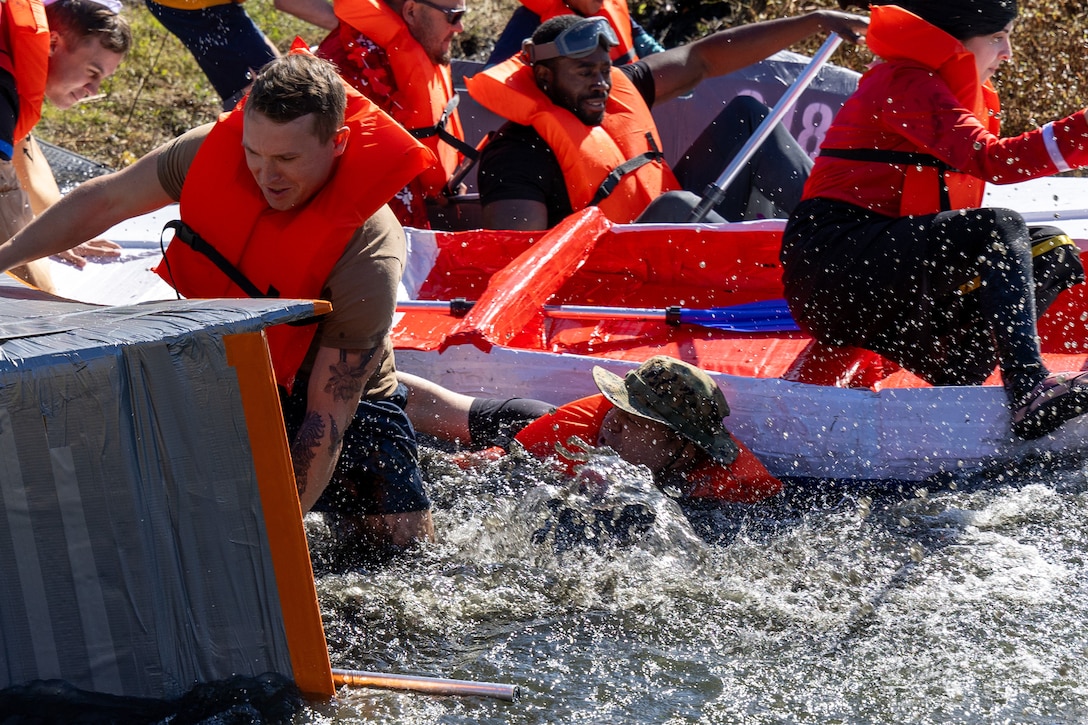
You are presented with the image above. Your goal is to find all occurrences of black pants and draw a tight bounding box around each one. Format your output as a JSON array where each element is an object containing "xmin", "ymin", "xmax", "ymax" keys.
[
  {"xmin": 639, "ymin": 95, "xmax": 814, "ymax": 224},
  {"xmin": 782, "ymin": 198, "xmax": 1085, "ymax": 402}
]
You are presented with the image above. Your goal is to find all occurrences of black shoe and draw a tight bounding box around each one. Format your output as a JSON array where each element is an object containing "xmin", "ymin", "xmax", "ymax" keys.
[{"xmin": 1011, "ymin": 371, "xmax": 1088, "ymax": 439}]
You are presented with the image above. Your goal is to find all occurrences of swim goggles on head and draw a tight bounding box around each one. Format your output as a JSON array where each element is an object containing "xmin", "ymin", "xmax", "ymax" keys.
[{"xmin": 522, "ymin": 17, "xmax": 619, "ymax": 63}]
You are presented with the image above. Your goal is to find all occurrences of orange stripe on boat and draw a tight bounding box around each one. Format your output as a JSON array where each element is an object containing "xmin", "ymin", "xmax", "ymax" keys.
[{"xmin": 224, "ymin": 328, "xmax": 335, "ymax": 699}]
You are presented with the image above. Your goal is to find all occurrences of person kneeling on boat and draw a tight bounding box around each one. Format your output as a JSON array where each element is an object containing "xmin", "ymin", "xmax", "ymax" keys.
[
  {"xmin": 0, "ymin": 49, "xmax": 440, "ymax": 550},
  {"xmin": 783, "ymin": 0, "xmax": 1088, "ymax": 440},
  {"xmin": 467, "ymin": 11, "xmax": 869, "ymax": 230},
  {"xmin": 399, "ymin": 356, "xmax": 783, "ymax": 504}
]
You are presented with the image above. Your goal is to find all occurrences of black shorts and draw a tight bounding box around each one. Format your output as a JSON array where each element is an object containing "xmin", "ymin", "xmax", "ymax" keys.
[{"xmin": 280, "ymin": 382, "xmax": 430, "ymax": 517}]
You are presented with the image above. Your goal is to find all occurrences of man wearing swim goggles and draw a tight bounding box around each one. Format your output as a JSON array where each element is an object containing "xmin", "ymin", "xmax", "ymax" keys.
[
  {"xmin": 469, "ymin": 10, "xmax": 869, "ymax": 230},
  {"xmin": 518, "ymin": 17, "xmax": 619, "ymax": 127},
  {"xmin": 522, "ymin": 16, "xmax": 619, "ymax": 62}
]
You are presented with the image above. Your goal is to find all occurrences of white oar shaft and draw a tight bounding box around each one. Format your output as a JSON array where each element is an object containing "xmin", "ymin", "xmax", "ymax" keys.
[
  {"xmin": 396, "ymin": 299, "xmax": 670, "ymax": 321},
  {"xmin": 688, "ymin": 33, "xmax": 844, "ymax": 222},
  {"xmin": 543, "ymin": 304, "xmax": 667, "ymax": 321}
]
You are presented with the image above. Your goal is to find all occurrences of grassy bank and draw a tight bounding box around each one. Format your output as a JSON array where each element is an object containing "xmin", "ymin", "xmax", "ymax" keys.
[{"xmin": 36, "ymin": 0, "xmax": 1088, "ymax": 170}]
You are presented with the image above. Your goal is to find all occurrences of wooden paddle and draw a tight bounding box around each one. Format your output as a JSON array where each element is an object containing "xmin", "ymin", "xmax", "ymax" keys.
[{"xmin": 331, "ymin": 668, "xmax": 519, "ymax": 701}]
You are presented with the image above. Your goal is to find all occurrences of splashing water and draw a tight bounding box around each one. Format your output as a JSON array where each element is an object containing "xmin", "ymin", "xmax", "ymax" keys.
[
  {"xmin": 287, "ymin": 444, "xmax": 1088, "ymax": 723},
  {"xmin": 21, "ymin": 443, "xmax": 1084, "ymax": 724}
]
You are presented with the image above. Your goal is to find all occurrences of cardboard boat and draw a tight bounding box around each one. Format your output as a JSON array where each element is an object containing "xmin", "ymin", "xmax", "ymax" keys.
[{"xmin": 0, "ymin": 274, "xmax": 335, "ymax": 700}]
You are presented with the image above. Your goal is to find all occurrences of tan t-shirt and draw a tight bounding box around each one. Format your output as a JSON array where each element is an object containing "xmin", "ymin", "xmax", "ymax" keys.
[{"xmin": 156, "ymin": 123, "xmax": 403, "ymax": 399}]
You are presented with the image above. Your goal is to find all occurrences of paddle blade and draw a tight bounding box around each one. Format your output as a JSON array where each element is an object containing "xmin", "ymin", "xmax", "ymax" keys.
[{"xmin": 678, "ymin": 299, "xmax": 799, "ymax": 332}]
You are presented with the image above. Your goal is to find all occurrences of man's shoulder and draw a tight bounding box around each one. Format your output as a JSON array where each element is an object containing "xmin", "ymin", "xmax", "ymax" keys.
[
  {"xmin": 618, "ymin": 60, "xmax": 654, "ymax": 106},
  {"xmin": 487, "ymin": 121, "xmax": 551, "ymax": 153},
  {"xmin": 160, "ymin": 123, "xmax": 215, "ymax": 201},
  {"xmin": 480, "ymin": 121, "xmax": 558, "ymax": 180},
  {"xmin": 333, "ymin": 205, "xmax": 405, "ymax": 264},
  {"xmin": 356, "ymin": 205, "xmax": 405, "ymax": 247}
]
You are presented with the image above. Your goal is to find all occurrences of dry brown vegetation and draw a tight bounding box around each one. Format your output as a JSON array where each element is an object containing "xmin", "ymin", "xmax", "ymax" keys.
[{"xmin": 36, "ymin": 0, "xmax": 1088, "ymax": 170}]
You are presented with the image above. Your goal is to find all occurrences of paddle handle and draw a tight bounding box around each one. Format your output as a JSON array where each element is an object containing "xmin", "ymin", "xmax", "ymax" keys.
[
  {"xmin": 687, "ymin": 33, "xmax": 844, "ymax": 223},
  {"xmin": 331, "ymin": 668, "xmax": 520, "ymax": 701}
]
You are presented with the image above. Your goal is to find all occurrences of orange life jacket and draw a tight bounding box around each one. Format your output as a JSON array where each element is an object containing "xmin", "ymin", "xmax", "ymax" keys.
[
  {"xmin": 466, "ymin": 56, "xmax": 678, "ymax": 223},
  {"xmin": 805, "ymin": 5, "xmax": 998, "ymax": 215},
  {"xmin": 514, "ymin": 394, "xmax": 782, "ymax": 503},
  {"xmin": 0, "ymin": 0, "xmax": 50, "ymax": 144},
  {"xmin": 154, "ymin": 71, "xmax": 433, "ymax": 391},
  {"xmin": 682, "ymin": 440, "xmax": 783, "ymax": 503},
  {"xmin": 519, "ymin": 0, "xmax": 637, "ymax": 64},
  {"xmin": 333, "ymin": 0, "xmax": 464, "ymax": 198}
]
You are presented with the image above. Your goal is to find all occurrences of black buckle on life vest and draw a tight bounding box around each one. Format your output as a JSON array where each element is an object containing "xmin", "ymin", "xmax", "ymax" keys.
[
  {"xmin": 160, "ymin": 220, "xmax": 279, "ymax": 299},
  {"xmin": 408, "ymin": 94, "xmax": 481, "ymax": 161},
  {"xmin": 590, "ymin": 132, "xmax": 666, "ymax": 206},
  {"xmin": 819, "ymin": 147, "xmax": 960, "ymax": 212}
]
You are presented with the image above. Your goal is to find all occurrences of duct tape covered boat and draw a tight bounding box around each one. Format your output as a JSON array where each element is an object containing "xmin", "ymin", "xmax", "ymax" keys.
[{"xmin": 0, "ymin": 273, "xmax": 336, "ymax": 702}]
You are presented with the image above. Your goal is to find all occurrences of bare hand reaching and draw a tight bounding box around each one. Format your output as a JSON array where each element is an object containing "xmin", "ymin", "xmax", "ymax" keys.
[
  {"xmin": 814, "ymin": 9, "xmax": 869, "ymax": 45},
  {"xmin": 53, "ymin": 239, "xmax": 123, "ymax": 268}
]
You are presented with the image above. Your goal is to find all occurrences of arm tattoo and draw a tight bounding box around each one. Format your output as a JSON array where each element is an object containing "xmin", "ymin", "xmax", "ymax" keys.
[
  {"xmin": 291, "ymin": 411, "xmax": 326, "ymax": 495},
  {"xmin": 324, "ymin": 348, "xmax": 378, "ymax": 402}
]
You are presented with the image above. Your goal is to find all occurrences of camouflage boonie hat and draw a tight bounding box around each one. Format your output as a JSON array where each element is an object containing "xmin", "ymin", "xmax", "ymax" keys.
[{"xmin": 592, "ymin": 356, "xmax": 739, "ymax": 465}]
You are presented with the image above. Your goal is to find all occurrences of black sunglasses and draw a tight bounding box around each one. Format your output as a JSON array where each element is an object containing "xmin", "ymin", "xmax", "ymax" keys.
[{"xmin": 413, "ymin": 0, "xmax": 467, "ymax": 25}]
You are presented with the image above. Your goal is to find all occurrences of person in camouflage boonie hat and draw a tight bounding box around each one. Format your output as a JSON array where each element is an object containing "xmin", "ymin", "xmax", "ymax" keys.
[{"xmin": 591, "ymin": 356, "xmax": 739, "ymax": 465}]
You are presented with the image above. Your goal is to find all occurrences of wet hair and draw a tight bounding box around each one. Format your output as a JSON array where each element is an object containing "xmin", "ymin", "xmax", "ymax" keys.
[
  {"xmin": 868, "ymin": 0, "xmax": 1017, "ymax": 39},
  {"xmin": 45, "ymin": 0, "xmax": 132, "ymax": 55},
  {"xmin": 245, "ymin": 53, "xmax": 347, "ymax": 144}
]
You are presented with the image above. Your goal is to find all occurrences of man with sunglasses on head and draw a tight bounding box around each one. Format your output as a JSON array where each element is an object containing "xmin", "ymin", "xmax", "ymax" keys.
[
  {"xmin": 317, "ymin": 0, "xmax": 472, "ymax": 228},
  {"xmin": 467, "ymin": 10, "xmax": 868, "ymax": 230}
]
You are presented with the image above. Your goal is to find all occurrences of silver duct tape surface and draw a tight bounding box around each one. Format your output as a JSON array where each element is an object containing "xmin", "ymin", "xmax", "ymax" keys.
[{"xmin": 0, "ymin": 278, "xmax": 320, "ymax": 699}]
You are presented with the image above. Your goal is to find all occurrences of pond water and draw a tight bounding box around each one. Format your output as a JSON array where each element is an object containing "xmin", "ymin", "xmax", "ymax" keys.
[{"xmin": 297, "ymin": 444, "xmax": 1088, "ymax": 724}]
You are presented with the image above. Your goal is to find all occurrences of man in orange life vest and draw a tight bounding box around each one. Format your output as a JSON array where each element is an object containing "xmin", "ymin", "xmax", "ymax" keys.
[
  {"xmin": 468, "ymin": 11, "xmax": 868, "ymax": 230},
  {"xmin": 0, "ymin": 50, "xmax": 441, "ymax": 550},
  {"xmin": 316, "ymin": 0, "xmax": 473, "ymax": 228},
  {"xmin": 398, "ymin": 356, "xmax": 783, "ymax": 505},
  {"xmin": 0, "ymin": 0, "xmax": 130, "ymax": 292}
]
